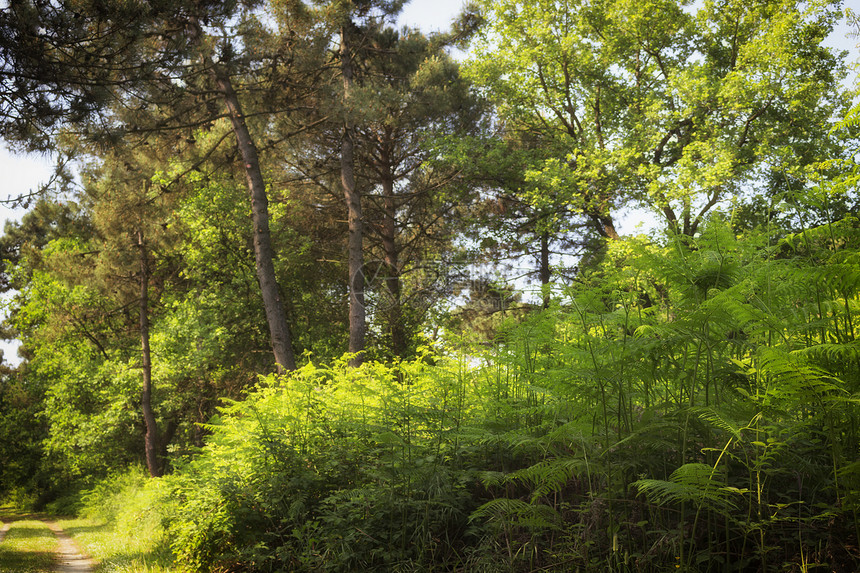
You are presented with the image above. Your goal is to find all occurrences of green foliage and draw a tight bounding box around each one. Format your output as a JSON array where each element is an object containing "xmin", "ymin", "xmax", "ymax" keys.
[
  {"xmin": 465, "ymin": 0, "xmax": 852, "ymax": 237},
  {"xmin": 0, "ymin": 369, "xmax": 49, "ymax": 506},
  {"xmin": 6, "ymin": 201, "xmax": 860, "ymax": 571},
  {"xmin": 164, "ymin": 357, "xmax": 493, "ymax": 571},
  {"xmin": 168, "ymin": 150, "xmax": 347, "ymax": 363},
  {"xmin": 9, "ymin": 186, "xmax": 860, "ymax": 571},
  {"xmin": 1, "ymin": 1, "xmax": 858, "ymax": 571},
  {"xmin": 0, "ymin": 519, "xmax": 58, "ymax": 573},
  {"xmin": 467, "ymin": 216, "xmax": 860, "ymax": 570},
  {"xmin": 155, "ymin": 207, "xmax": 860, "ymax": 569},
  {"xmin": 634, "ymin": 463, "xmax": 741, "ymax": 510},
  {"xmin": 54, "ymin": 468, "xmax": 175, "ymax": 572}
]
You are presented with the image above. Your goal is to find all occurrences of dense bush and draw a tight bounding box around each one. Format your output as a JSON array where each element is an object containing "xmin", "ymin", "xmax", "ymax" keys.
[
  {"xmin": 161, "ymin": 218, "xmax": 860, "ymax": 572},
  {"xmin": 165, "ymin": 357, "xmax": 505, "ymax": 571}
]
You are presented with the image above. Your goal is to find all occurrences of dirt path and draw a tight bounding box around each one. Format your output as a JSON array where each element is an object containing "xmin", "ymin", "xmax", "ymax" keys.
[
  {"xmin": 44, "ymin": 521, "xmax": 96, "ymax": 573},
  {"xmin": 0, "ymin": 516, "xmax": 95, "ymax": 573}
]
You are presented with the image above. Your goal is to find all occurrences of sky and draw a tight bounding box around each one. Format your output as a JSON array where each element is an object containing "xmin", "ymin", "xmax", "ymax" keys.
[
  {"xmin": 400, "ymin": 0, "xmax": 467, "ymax": 32},
  {"xmin": 0, "ymin": 0, "xmax": 857, "ymax": 363}
]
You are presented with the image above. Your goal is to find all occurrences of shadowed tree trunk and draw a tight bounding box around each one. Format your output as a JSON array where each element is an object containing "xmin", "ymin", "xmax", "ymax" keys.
[
  {"xmin": 341, "ymin": 23, "xmax": 366, "ymax": 367},
  {"xmin": 212, "ymin": 63, "xmax": 297, "ymax": 373},
  {"xmin": 588, "ymin": 210, "xmax": 620, "ymax": 240},
  {"xmin": 137, "ymin": 229, "xmax": 161, "ymax": 477},
  {"xmin": 380, "ymin": 166, "xmax": 406, "ymax": 357},
  {"xmin": 539, "ymin": 231, "xmax": 551, "ymax": 309}
]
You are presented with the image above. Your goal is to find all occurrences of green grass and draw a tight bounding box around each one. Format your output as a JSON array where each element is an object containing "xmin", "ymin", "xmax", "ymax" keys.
[
  {"xmin": 0, "ymin": 518, "xmax": 57, "ymax": 573},
  {"xmin": 0, "ymin": 502, "xmax": 173, "ymax": 573},
  {"xmin": 54, "ymin": 518, "xmax": 174, "ymax": 573}
]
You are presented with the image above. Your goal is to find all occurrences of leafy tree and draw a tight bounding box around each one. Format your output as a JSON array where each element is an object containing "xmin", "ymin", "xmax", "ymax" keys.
[
  {"xmin": 0, "ymin": 199, "xmax": 93, "ymax": 294},
  {"xmin": 284, "ymin": 4, "xmax": 482, "ymax": 362},
  {"xmin": 15, "ymin": 140, "xmax": 184, "ymax": 477},
  {"xmin": 1, "ymin": 0, "xmax": 332, "ymax": 372},
  {"xmin": 441, "ymin": 133, "xmax": 592, "ymax": 309},
  {"xmin": 318, "ymin": 0, "xmax": 413, "ymax": 365},
  {"xmin": 466, "ymin": 0, "xmax": 851, "ymax": 239},
  {"xmin": 8, "ymin": 251, "xmax": 147, "ymax": 480},
  {"xmin": 185, "ymin": 12, "xmax": 306, "ymax": 372},
  {"xmin": 353, "ymin": 27, "xmax": 484, "ymax": 357},
  {"xmin": 86, "ymin": 147, "xmax": 182, "ymax": 477},
  {"xmin": 0, "ymin": 362, "xmax": 48, "ymax": 501},
  {"xmin": 0, "ymin": 0, "xmax": 161, "ymax": 149}
]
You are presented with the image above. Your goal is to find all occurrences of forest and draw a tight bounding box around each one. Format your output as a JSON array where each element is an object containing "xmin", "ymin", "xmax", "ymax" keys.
[{"xmin": 0, "ymin": 0, "xmax": 859, "ymax": 571}]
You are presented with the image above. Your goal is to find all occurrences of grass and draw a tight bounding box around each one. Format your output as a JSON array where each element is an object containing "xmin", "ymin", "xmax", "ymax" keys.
[
  {"xmin": 0, "ymin": 516, "xmax": 57, "ymax": 573},
  {"xmin": 42, "ymin": 468, "xmax": 178, "ymax": 573},
  {"xmin": 1, "ymin": 501, "xmax": 173, "ymax": 573},
  {"xmin": 54, "ymin": 517, "xmax": 174, "ymax": 573}
]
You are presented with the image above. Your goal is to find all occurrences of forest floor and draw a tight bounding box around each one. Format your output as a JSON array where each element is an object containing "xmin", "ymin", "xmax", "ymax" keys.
[{"xmin": 0, "ymin": 509, "xmax": 95, "ymax": 573}]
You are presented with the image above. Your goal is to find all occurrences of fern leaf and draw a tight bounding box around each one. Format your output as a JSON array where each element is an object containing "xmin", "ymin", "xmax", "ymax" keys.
[
  {"xmin": 505, "ymin": 457, "xmax": 588, "ymax": 501},
  {"xmin": 469, "ymin": 498, "xmax": 562, "ymax": 531},
  {"xmin": 478, "ymin": 470, "xmax": 506, "ymax": 488},
  {"xmin": 694, "ymin": 407, "xmax": 744, "ymax": 440},
  {"xmin": 633, "ymin": 463, "xmax": 739, "ymax": 510}
]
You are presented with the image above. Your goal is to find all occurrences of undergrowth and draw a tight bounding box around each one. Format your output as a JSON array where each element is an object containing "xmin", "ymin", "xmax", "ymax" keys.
[
  {"xmin": 56, "ymin": 470, "xmax": 175, "ymax": 573},
  {"xmin": 160, "ymin": 218, "xmax": 860, "ymax": 572},
  {"xmin": 45, "ymin": 216, "xmax": 860, "ymax": 572}
]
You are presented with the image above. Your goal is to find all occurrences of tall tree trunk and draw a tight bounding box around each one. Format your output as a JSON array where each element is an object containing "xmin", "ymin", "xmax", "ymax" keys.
[
  {"xmin": 381, "ymin": 169, "xmax": 406, "ymax": 357},
  {"xmin": 587, "ymin": 210, "xmax": 620, "ymax": 240},
  {"xmin": 212, "ymin": 64, "xmax": 297, "ymax": 373},
  {"xmin": 539, "ymin": 231, "xmax": 551, "ymax": 309},
  {"xmin": 138, "ymin": 230, "xmax": 161, "ymax": 478},
  {"xmin": 341, "ymin": 24, "xmax": 366, "ymax": 366}
]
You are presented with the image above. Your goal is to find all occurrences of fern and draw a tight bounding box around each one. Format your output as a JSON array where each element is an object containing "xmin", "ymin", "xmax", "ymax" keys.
[
  {"xmin": 694, "ymin": 407, "xmax": 746, "ymax": 440},
  {"xmin": 832, "ymin": 102, "xmax": 860, "ymax": 132},
  {"xmin": 796, "ymin": 342, "xmax": 860, "ymax": 364},
  {"xmin": 754, "ymin": 347, "xmax": 845, "ymax": 407},
  {"xmin": 505, "ymin": 457, "xmax": 588, "ymax": 501},
  {"xmin": 606, "ymin": 418, "xmax": 680, "ymax": 453},
  {"xmin": 633, "ymin": 463, "xmax": 741, "ymax": 511},
  {"xmin": 477, "ymin": 470, "xmax": 506, "ymax": 488},
  {"xmin": 469, "ymin": 498, "xmax": 562, "ymax": 531}
]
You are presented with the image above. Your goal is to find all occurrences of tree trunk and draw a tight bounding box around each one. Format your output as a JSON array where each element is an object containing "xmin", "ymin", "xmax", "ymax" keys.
[
  {"xmin": 381, "ymin": 169, "xmax": 406, "ymax": 357},
  {"xmin": 341, "ymin": 24, "xmax": 366, "ymax": 367},
  {"xmin": 212, "ymin": 64, "xmax": 297, "ymax": 373},
  {"xmin": 138, "ymin": 230, "xmax": 161, "ymax": 478},
  {"xmin": 587, "ymin": 210, "xmax": 620, "ymax": 240},
  {"xmin": 539, "ymin": 231, "xmax": 551, "ymax": 309}
]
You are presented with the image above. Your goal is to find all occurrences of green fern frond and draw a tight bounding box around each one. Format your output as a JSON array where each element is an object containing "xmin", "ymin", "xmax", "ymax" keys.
[
  {"xmin": 671, "ymin": 462, "xmax": 719, "ymax": 486},
  {"xmin": 694, "ymin": 407, "xmax": 744, "ymax": 440},
  {"xmin": 836, "ymin": 459, "xmax": 860, "ymax": 481},
  {"xmin": 634, "ymin": 477, "xmax": 702, "ymax": 505},
  {"xmin": 543, "ymin": 420, "xmax": 591, "ymax": 446},
  {"xmin": 833, "ymin": 103, "xmax": 860, "ymax": 132},
  {"xmin": 478, "ymin": 470, "xmax": 506, "ymax": 488},
  {"xmin": 633, "ymin": 463, "xmax": 739, "ymax": 510},
  {"xmin": 505, "ymin": 457, "xmax": 588, "ymax": 501},
  {"xmin": 753, "ymin": 348, "xmax": 845, "ymax": 405},
  {"xmin": 796, "ymin": 342, "xmax": 860, "ymax": 366},
  {"xmin": 809, "ymin": 263, "xmax": 860, "ymax": 294},
  {"xmin": 608, "ymin": 419, "xmax": 680, "ymax": 452},
  {"xmin": 469, "ymin": 498, "xmax": 562, "ymax": 531},
  {"xmin": 831, "ymin": 394, "xmax": 860, "ymax": 406}
]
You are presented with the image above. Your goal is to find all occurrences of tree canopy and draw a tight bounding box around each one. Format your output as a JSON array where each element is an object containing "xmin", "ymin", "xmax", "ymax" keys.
[
  {"xmin": 466, "ymin": 0, "xmax": 851, "ymax": 237},
  {"xmin": 0, "ymin": 0, "xmax": 858, "ymax": 571}
]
